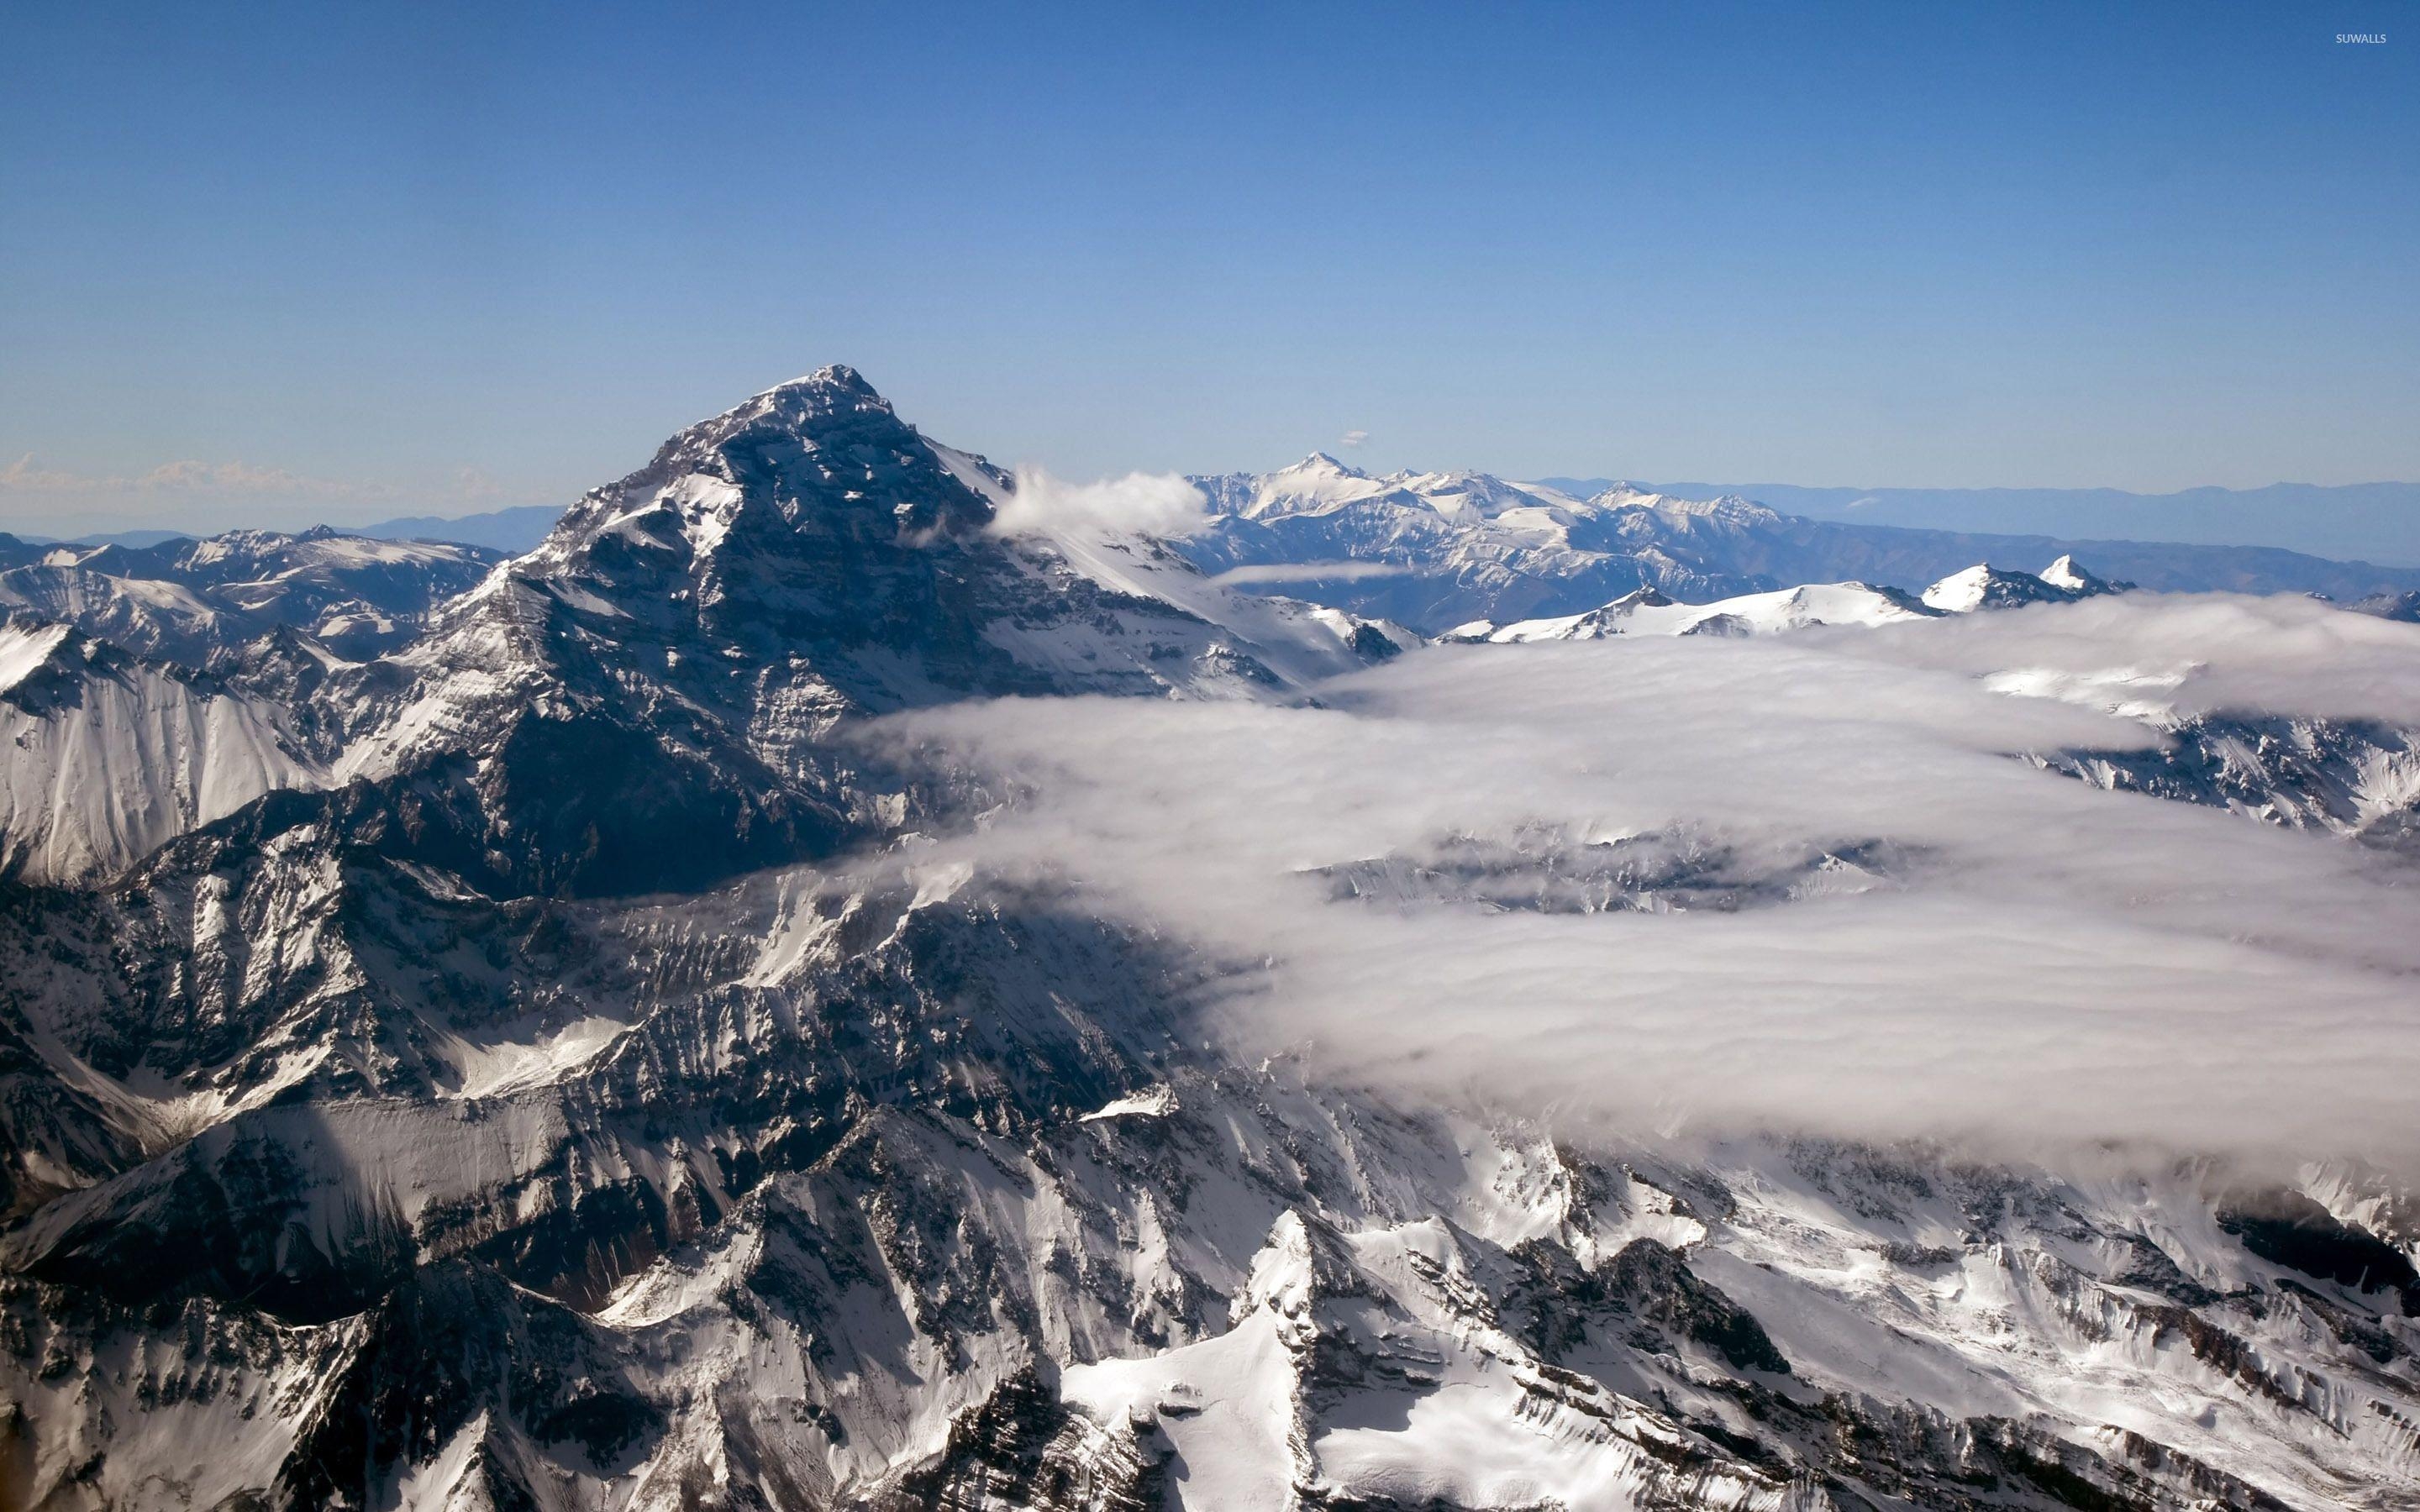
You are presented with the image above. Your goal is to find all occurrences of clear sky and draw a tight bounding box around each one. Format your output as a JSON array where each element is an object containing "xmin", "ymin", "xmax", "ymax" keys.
[{"xmin": 2, "ymin": 1, "xmax": 2414, "ymax": 535}]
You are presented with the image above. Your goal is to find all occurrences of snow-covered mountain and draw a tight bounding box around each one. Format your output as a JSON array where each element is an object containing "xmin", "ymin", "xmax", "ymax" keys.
[
  {"xmin": 1179, "ymin": 458, "xmax": 2420, "ymax": 633},
  {"xmin": 7, "ymin": 373, "xmax": 2420, "ymax": 1511},
  {"xmin": 1919, "ymin": 561, "xmax": 2115, "ymax": 614},
  {"xmin": 1185, "ymin": 459, "xmax": 1819, "ymax": 630},
  {"xmin": 359, "ymin": 503, "xmax": 567, "ymax": 554},
  {"xmin": 1448, "ymin": 582, "xmax": 1936, "ymax": 643},
  {"xmin": 2041, "ymin": 554, "xmax": 2125, "ymax": 596},
  {"xmin": 304, "ymin": 368, "xmax": 1406, "ymax": 897},
  {"xmin": 1445, "ymin": 555, "xmax": 2123, "ymax": 643},
  {"xmin": 1542, "ymin": 476, "xmax": 2420, "ymax": 570}
]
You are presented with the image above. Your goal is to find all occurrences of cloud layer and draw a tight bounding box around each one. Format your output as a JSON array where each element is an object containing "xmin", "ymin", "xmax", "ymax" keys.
[{"xmin": 870, "ymin": 594, "xmax": 2420, "ymax": 1173}]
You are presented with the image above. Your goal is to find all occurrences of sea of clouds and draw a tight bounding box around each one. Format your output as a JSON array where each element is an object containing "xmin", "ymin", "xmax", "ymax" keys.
[{"xmin": 867, "ymin": 593, "xmax": 2420, "ymax": 1172}]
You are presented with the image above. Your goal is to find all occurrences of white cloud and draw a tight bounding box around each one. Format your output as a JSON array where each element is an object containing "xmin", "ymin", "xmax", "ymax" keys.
[
  {"xmin": 1852, "ymin": 590, "xmax": 2420, "ymax": 725},
  {"xmin": 986, "ymin": 467, "xmax": 1209, "ymax": 542},
  {"xmin": 0, "ymin": 455, "xmax": 97, "ymax": 493},
  {"xmin": 451, "ymin": 467, "xmax": 510, "ymax": 503},
  {"xmin": 135, "ymin": 459, "xmax": 324, "ymax": 494},
  {"xmin": 1208, "ymin": 560, "xmax": 1413, "ymax": 586},
  {"xmin": 864, "ymin": 594, "xmax": 2420, "ymax": 1175},
  {"xmin": 1340, "ymin": 429, "xmax": 1370, "ymax": 449}
]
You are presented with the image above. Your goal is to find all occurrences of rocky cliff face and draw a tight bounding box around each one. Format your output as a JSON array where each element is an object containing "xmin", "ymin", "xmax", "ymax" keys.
[{"xmin": 3, "ymin": 374, "xmax": 2418, "ymax": 1510}]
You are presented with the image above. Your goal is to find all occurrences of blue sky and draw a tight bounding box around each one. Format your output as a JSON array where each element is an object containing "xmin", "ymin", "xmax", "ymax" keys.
[{"xmin": 1, "ymin": 1, "xmax": 2413, "ymax": 533}]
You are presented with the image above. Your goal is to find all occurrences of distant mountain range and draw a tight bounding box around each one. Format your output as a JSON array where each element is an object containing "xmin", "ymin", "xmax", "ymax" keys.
[
  {"xmin": 13, "ymin": 505, "xmax": 565, "ymax": 556},
  {"xmin": 1442, "ymin": 554, "xmax": 2126, "ymax": 644},
  {"xmin": 344, "ymin": 476, "xmax": 2420, "ymax": 579},
  {"xmin": 25, "ymin": 477, "xmax": 2419, "ymax": 606},
  {"xmin": 1542, "ymin": 477, "xmax": 2420, "ymax": 569},
  {"xmin": 353, "ymin": 502, "xmax": 569, "ymax": 553},
  {"xmin": 9, "ymin": 512, "xmax": 560, "ymax": 554},
  {"xmin": 327, "ymin": 470, "xmax": 2420, "ymax": 627},
  {"xmin": 1183, "ymin": 456, "xmax": 2420, "ymax": 633}
]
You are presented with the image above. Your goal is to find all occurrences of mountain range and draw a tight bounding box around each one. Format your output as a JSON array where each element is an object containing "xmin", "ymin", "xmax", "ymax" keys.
[
  {"xmin": 1180, "ymin": 456, "xmax": 2420, "ymax": 634},
  {"xmin": 4, "ymin": 370, "xmax": 2420, "ymax": 1509},
  {"xmin": 35, "ymin": 470, "xmax": 2420, "ymax": 630},
  {"xmin": 1542, "ymin": 479, "xmax": 2420, "ymax": 570}
]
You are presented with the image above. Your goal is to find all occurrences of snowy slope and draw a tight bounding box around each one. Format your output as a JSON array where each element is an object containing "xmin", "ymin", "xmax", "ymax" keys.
[
  {"xmin": 1449, "ymin": 581, "xmax": 1938, "ymax": 642},
  {"xmin": 0, "ymin": 622, "xmax": 322, "ymax": 883},
  {"xmin": 1455, "ymin": 558, "xmax": 2128, "ymax": 643},
  {"xmin": 1921, "ymin": 561, "xmax": 2094, "ymax": 612}
]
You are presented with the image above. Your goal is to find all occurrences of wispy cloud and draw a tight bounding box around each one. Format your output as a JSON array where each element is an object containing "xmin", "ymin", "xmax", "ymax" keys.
[
  {"xmin": 451, "ymin": 467, "xmax": 510, "ymax": 503},
  {"xmin": 868, "ymin": 593, "xmax": 2420, "ymax": 1174},
  {"xmin": 0, "ymin": 456, "xmax": 97, "ymax": 493},
  {"xmin": 134, "ymin": 459, "xmax": 337, "ymax": 494},
  {"xmin": 1339, "ymin": 429, "xmax": 1370, "ymax": 449}
]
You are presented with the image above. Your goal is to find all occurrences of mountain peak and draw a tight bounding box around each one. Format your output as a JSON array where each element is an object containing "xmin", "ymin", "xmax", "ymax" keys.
[
  {"xmin": 2042, "ymin": 554, "xmax": 2107, "ymax": 593},
  {"xmin": 587, "ymin": 365, "xmax": 929, "ymax": 533},
  {"xmin": 729, "ymin": 365, "xmax": 898, "ymax": 432},
  {"xmin": 629, "ymin": 366, "xmax": 902, "ymax": 470},
  {"xmin": 1582, "ymin": 482, "xmax": 1656, "ymax": 507},
  {"xmin": 1286, "ymin": 451, "xmax": 1365, "ymax": 478},
  {"xmin": 759, "ymin": 364, "xmax": 881, "ymax": 402},
  {"xmin": 1921, "ymin": 562, "xmax": 2069, "ymax": 613}
]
